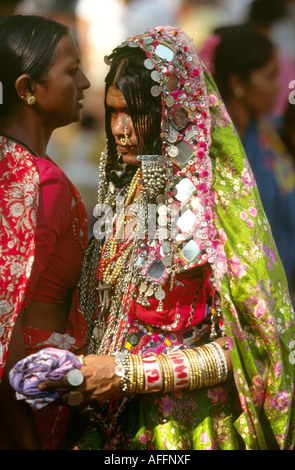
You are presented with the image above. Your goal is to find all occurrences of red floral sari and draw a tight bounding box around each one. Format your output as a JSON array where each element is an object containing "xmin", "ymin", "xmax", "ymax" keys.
[{"xmin": 0, "ymin": 137, "xmax": 88, "ymax": 449}]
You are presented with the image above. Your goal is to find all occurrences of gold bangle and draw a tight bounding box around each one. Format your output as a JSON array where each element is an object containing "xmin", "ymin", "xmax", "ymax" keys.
[
  {"xmin": 203, "ymin": 346, "xmax": 218, "ymax": 386},
  {"xmin": 197, "ymin": 345, "xmax": 218, "ymax": 387},
  {"xmin": 158, "ymin": 353, "xmax": 174, "ymax": 393},
  {"xmin": 129, "ymin": 354, "xmax": 141, "ymax": 394},
  {"xmin": 130, "ymin": 354, "xmax": 145, "ymax": 394},
  {"xmin": 196, "ymin": 346, "xmax": 216, "ymax": 387},
  {"xmin": 194, "ymin": 347, "xmax": 209, "ymax": 386},
  {"xmin": 182, "ymin": 348, "xmax": 202, "ymax": 391},
  {"xmin": 132, "ymin": 354, "xmax": 139, "ymax": 393},
  {"xmin": 204, "ymin": 344, "xmax": 220, "ymax": 384}
]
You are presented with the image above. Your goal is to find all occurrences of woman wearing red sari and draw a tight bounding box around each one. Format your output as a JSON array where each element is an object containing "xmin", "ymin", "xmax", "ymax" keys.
[{"xmin": 0, "ymin": 15, "xmax": 90, "ymax": 449}]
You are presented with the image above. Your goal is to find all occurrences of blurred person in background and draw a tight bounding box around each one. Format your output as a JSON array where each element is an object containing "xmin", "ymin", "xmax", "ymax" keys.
[
  {"xmin": 271, "ymin": 0, "xmax": 295, "ymax": 67},
  {"xmin": 246, "ymin": 0, "xmax": 294, "ymax": 116},
  {"xmin": 200, "ymin": 25, "xmax": 295, "ymax": 298}
]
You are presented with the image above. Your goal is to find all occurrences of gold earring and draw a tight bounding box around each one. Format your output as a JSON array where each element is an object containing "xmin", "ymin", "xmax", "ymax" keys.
[{"xmin": 27, "ymin": 96, "xmax": 36, "ymax": 106}]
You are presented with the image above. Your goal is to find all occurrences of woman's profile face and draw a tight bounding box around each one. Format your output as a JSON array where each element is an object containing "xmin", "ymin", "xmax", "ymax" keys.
[
  {"xmin": 242, "ymin": 49, "xmax": 280, "ymax": 116},
  {"xmin": 34, "ymin": 34, "xmax": 90, "ymax": 130},
  {"xmin": 106, "ymin": 85, "xmax": 141, "ymax": 166}
]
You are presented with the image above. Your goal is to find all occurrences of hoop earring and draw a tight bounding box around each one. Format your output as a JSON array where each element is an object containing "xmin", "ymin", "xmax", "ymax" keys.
[{"xmin": 27, "ymin": 96, "xmax": 36, "ymax": 106}]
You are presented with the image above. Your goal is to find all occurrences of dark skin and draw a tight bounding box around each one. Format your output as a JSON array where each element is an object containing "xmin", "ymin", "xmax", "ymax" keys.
[{"xmin": 39, "ymin": 87, "xmax": 232, "ymax": 410}]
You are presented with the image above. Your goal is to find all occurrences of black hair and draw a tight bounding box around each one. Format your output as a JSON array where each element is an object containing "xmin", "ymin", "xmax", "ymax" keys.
[
  {"xmin": 249, "ymin": 0, "xmax": 287, "ymax": 29},
  {"xmin": 0, "ymin": 14, "xmax": 69, "ymax": 117},
  {"xmin": 213, "ymin": 25, "xmax": 274, "ymax": 102},
  {"xmin": 104, "ymin": 46, "xmax": 162, "ymax": 168}
]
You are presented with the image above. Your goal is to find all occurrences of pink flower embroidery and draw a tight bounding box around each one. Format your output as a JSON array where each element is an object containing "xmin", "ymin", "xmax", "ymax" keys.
[
  {"xmin": 252, "ymin": 375, "xmax": 263, "ymax": 388},
  {"xmin": 139, "ymin": 434, "xmax": 148, "ymax": 444},
  {"xmin": 217, "ymin": 228, "xmax": 227, "ymax": 245},
  {"xmin": 267, "ymin": 259, "xmax": 273, "ymax": 270},
  {"xmin": 160, "ymin": 395, "xmax": 174, "ymax": 417},
  {"xmin": 241, "ymin": 167, "xmax": 253, "ymax": 187},
  {"xmin": 269, "ymin": 249, "xmax": 276, "ymax": 264},
  {"xmin": 264, "ymin": 243, "xmax": 276, "ymax": 268},
  {"xmin": 209, "ymin": 93, "xmax": 218, "ymax": 107},
  {"xmin": 246, "ymin": 219, "xmax": 254, "ymax": 228},
  {"xmin": 274, "ymin": 361, "xmax": 283, "ymax": 378},
  {"xmin": 207, "ymin": 385, "xmax": 228, "ymax": 404},
  {"xmin": 227, "ymin": 336, "xmax": 233, "ymax": 350},
  {"xmin": 253, "ymin": 299, "xmax": 267, "ymax": 319},
  {"xmin": 248, "ymin": 206, "xmax": 257, "ymax": 218},
  {"xmin": 201, "ymin": 432, "xmax": 210, "ymax": 444},
  {"xmin": 229, "ymin": 255, "xmax": 247, "ymax": 278},
  {"xmin": 272, "ymin": 391, "xmax": 292, "ymax": 412}
]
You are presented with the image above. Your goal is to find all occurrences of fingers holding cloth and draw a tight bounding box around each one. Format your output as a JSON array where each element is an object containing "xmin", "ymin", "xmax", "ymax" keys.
[
  {"xmin": 9, "ymin": 348, "xmax": 121, "ymax": 411},
  {"xmin": 38, "ymin": 352, "xmax": 121, "ymax": 408}
]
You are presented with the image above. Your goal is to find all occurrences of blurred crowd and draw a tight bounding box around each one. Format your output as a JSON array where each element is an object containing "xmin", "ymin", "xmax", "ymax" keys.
[{"xmin": 2, "ymin": 0, "xmax": 295, "ymax": 298}]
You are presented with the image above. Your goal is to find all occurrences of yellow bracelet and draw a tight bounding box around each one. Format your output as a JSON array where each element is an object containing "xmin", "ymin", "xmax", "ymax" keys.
[
  {"xmin": 197, "ymin": 345, "xmax": 218, "ymax": 387},
  {"xmin": 158, "ymin": 353, "xmax": 174, "ymax": 393},
  {"xmin": 196, "ymin": 346, "xmax": 215, "ymax": 387},
  {"xmin": 129, "ymin": 354, "xmax": 137, "ymax": 394},
  {"xmin": 182, "ymin": 348, "xmax": 202, "ymax": 391}
]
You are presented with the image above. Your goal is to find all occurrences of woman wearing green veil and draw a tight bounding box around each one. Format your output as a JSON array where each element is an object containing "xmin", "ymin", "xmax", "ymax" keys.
[{"xmin": 40, "ymin": 25, "xmax": 295, "ymax": 450}]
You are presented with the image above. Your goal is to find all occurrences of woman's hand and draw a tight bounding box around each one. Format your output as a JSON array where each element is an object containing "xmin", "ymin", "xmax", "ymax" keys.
[
  {"xmin": 39, "ymin": 354, "xmax": 121, "ymax": 408},
  {"xmin": 79, "ymin": 354, "xmax": 121, "ymax": 404}
]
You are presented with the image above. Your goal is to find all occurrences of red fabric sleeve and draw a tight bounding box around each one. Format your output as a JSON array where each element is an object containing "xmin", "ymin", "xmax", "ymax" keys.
[{"xmin": 22, "ymin": 158, "xmax": 71, "ymax": 308}]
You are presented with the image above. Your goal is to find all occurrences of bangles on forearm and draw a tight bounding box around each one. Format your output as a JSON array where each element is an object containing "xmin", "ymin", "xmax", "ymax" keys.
[{"xmin": 114, "ymin": 341, "xmax": 229, "ymax": 395}]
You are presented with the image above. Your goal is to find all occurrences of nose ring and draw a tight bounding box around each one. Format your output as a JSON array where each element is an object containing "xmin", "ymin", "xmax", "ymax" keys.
[
  {"xmin": 119, "ymin": 132, "xmax": 129, "ymax": 146},
  {"xmin": 119, "ymin": 125, "xmax": 129, "ymax": 146}
]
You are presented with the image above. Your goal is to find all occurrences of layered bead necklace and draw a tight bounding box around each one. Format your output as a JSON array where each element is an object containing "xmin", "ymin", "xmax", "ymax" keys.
[{"xmin": 97, "ymin": 167, "xmax": 141, "ymax": 286}]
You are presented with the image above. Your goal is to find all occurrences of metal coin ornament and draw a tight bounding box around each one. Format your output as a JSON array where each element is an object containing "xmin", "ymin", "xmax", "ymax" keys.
[
  {"xmin": 144, "ymin": 58, "xmax": 154, "ymax": 70},
  {"xmin": 155, "ymin": 287, "xmax": 166, "ymax": 312},
  {"xmin": 66, "ymin": 369, "xmax": 84, "ymax": 387},
  {"xmin": 140, "ymin": 159, "xmax": 167, "ymax": 199},
  {"xmin": 89, "ymin": 26, "xmax": 226, "ymax": 356},
  {"xmin": 67, "ymin": 391, "xmax": 84, "ymax": 407},
  {"xmin": 151, "ymin": 85, "xmax": 161, "ymax": 97}
]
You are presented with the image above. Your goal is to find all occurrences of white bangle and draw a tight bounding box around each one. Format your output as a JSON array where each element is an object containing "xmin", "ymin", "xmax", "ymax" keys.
[{"xmin": 209, "ymin": 342, "xmax": 228, "ymax": 382}]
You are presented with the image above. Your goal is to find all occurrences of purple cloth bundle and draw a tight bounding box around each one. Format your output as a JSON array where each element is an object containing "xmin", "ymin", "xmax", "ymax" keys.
[{"xmin": 9, "ymin": 347, "xmax": 82, "ymax": 410}]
